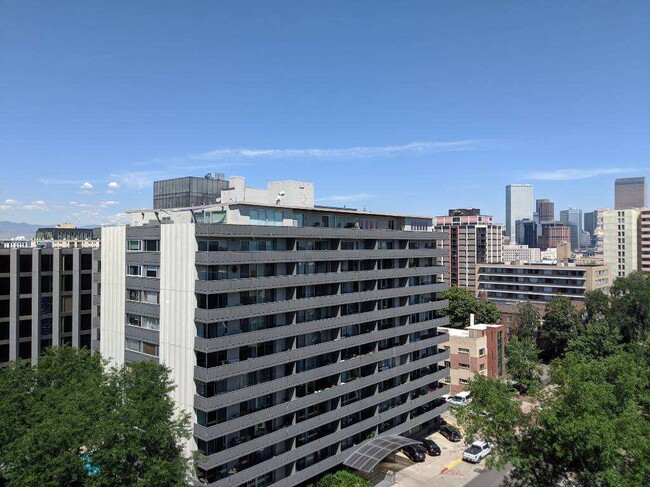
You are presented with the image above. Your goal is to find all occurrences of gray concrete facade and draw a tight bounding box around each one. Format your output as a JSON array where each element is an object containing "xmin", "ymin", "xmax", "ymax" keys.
[{"xmin": 0, "ymin": 247, "xmax": 93, "ymax": 366}]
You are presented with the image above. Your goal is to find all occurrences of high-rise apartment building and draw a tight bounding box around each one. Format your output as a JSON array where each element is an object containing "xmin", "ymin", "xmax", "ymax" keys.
[
  {"xmin": 538, "ymin": 221, "xmax": 571, "ymax": 251},
  {"xmin": 536, "ymin": 199, "xmax": 554, "ymax": 222},
  {"xmin": 97, "ymin": 176, "xmax": 451, "ymax": 487},
  {"xmin": 615, "ymin": 177, "xmax": 647, "ymax": 210},
  {"xmin": 434, "ymin": 209, "xmax": 502, "ymax": 289},
  {"xmin": 505, "ymin": 184, "xmax": 534, "ymax": 242},
  {"xmin": 639, "ymin": 209, "xmax": 650, "ymax": 273},
  {"xmin": 603, "ymin": 208, "xmax": 641, "ymax": 278},
  {"xmin": 0, "ymin": 247, "xmax": 95, "ymax": 365},
  {"xmin": 560, "ymin": 208, "xmax": 584, "ymax": 250}
]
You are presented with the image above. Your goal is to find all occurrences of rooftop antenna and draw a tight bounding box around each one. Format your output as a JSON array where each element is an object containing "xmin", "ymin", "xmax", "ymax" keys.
[{"xmin": 276, "ymin": 191, "xmax": 285, "ymax": 205}]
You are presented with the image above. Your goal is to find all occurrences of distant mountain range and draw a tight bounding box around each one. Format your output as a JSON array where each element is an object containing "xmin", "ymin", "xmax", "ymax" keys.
[
  {"xmin": 0, "ymin": 221, "xmax": 48, "ymax": 239},
  {"xmin": 0, "ymin": 221, "xmax": 101, "ymax": 239}
]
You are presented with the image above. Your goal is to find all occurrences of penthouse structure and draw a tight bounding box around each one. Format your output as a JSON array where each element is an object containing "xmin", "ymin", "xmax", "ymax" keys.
[
  {"xmin": 538, "ymin": 221, "xmax": 571, "ymax": 251},
  {"xmin": 96, "ymin": 176, "xmax": 451, "ymax": 487},
  {"xmin": 0, "ymin": 247, "xmax": 94, "ymax": 365},
  {"xmin": 615, "ymin": 177, "xmax": 647, "ymax": 210},
  {"xmin": 434, "ymin": 209, "xmax": 502, "ymax": 289}
]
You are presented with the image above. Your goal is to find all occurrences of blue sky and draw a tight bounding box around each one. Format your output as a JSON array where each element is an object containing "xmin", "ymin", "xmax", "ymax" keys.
[{"xmin": 0, "ymin": 1, "xmax": 648, "ymax": 225}]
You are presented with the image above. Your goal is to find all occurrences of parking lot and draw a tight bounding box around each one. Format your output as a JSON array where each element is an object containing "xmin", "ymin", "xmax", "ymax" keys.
[{"xmin": 375, "ymin": 414, "xmax": 506, "ymax": 487}]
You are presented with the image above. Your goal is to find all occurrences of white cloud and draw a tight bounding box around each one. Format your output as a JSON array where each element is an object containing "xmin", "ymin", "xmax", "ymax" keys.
[
  {"xmin": 107, "ymin": 181, "xmax": 119, "ymax": 188},
  {"xmin": 190, "ymin": 140, "xmax": 488, "ymax": 161},
  {"xmin": 3, "ymin": 199, "xmax": 17, "ymax": 205},
  {"xmin": 99, "ymin": 200, "xmax": 119, "ymax": 207},
  {"xmin": 316, "ymin": 193, "xmax": 378, "ymax": 203},
  {"xmin": 23, "ymin": 200, "xmax": 48, "ymax": 211},
  {"xmin": 529, "ymin": 168, "xmax": 636, "ymax": 181},
  {"xmin": 80, "ymin": 182, "xmax": 94, "ymax": 189}
]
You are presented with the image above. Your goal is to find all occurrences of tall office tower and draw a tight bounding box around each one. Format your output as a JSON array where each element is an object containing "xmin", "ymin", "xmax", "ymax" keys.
[
  {"xmin": 514, "ymin": 219, "xmax": 539, "ymax": 248},
  {"xmin": 615, "ymin": 177, "xmax": 647, "ymax": 210},
  {"xmin": 584, "ymin": 209, "xmax": 606, "ymax": 252},
  {"xmin": 97, "ymin": 176, "xmax": 451, "ymax": 487},
  {"xmin": 538, "ymin": 221, "xmax": 571, "ymax": 250},
  {"xmin": 505, "ymin": 184, "xmax": 534, "ymax": 242},
  {"xmin": 536, "ymin": 199, "xmax": 554, "ymax": 222},
  {"xmin": 603, "ymin": 208, "xmax": 640, "ymax": 278},
  {"xmin": 434, "ymin": 209, "xmax": 502, "ymax": 289},
  {"xmin": 0, "ymin": 247, "xmax": 95, "ymax": 366},
  {"xmin": 639, "ymin": 209, "xmax": 650, "ymax": 272},
  {"xmin": 560, "ymin": 208, "xmax": 584, "ymax": 250},
  {"xmin": 153, "ymin": 173, "xmax": 231, "ymax": 209}
]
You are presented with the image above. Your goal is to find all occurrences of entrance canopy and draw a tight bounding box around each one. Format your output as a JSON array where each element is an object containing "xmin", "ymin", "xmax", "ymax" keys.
[{"xmin": 343, "ymin": 435, "xmax": 421, "ymax": 473}]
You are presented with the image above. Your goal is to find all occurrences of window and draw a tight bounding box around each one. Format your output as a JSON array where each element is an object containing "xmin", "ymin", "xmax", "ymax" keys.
[
  {"xmin": 126, "ymin": 338, "xmax": 139, "ymax": 351},
  {"xmin": 459, "ymin": 378, "xmax": 470, "ymax": 385},
  {"xmin": 459, "ymin": 363, "xmax": 470, "ymax": 370},
  {"xmin": 142, "ymin": 342, "xmax": 158, "ymax": 356},
  {"xmin": 127, "ymin": 265, "xmax": 141, "ymax": 277},
  {"xmin": 197, "ymin": 240, "xmax": 228, "ymax": 252},
  {"xmin": 478, "ymin": 348, "xmax": 486, "ymax": 356},
  {"xmin": 479, "ymin": 363, "xmax": 486, "ymax": 371},
  {"xmin": 250, "ymin": 209, "xmax": 283, "ymax": 226},
  {"xmin": 144, "ymin": 266, "xmax": 159, "ymax": 278},
  {"xmin": 144, "ymin": 240, "xmax": 159, "ymax": 251},
  {"xmin": 127, "ymin": 240, "xmax": 141, "ymax": 251},
  {"xmin": 458, "ymin": 347, "xmax": 470, "ymax": 354}
]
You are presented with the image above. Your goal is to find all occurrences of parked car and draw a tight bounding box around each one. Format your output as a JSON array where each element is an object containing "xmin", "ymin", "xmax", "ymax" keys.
[
  {"xmin": 421, "ymin": 439, "xmax": 441, "ymax": 456},
  {"xmin": 401, "ymin": 445, "xmax": 426, "ymax": 463},
  {"xmin": 447, "ymin": 391, "xmax": 472, "ymax": 407},
  {"xmin": 439, "ymin": 425, "xmax": 462, "ymax": 442},
  {"xmin": 462, "ymin": 441, "xmax": 492, "ymax": 463}
]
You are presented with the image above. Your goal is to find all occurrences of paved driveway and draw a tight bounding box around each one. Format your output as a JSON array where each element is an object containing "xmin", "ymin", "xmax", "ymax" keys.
[{"xmin": 376, "ymin": 416, "xmax": 510, "ymax": 487}]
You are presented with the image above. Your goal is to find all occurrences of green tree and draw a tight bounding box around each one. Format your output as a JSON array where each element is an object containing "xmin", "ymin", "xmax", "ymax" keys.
[
  {"xmin": 442, "ymin": 286, "xmax": 501, "ymax": 328},
  {"xmin": 90, "ymin": 361, "xmax": 192, "ymax": 487},
  {"xmin": 456, "ymin": 350, "xmax": 650, "ymax": 486},
  {"xmin": 0, "ymin": 347, "xmax": 191, "ymax": 487},
  {"xmin": 567, "ymin": 320, "xmax": 622, "ymax": 359},
  {"xmin": 584, "ymin": 289, "xmax": 610, "ymax": 323},
  {"xmin": 505, "ymin": 336, "xmax": 541, "ymax": 392},
  {"xmin": 511, "ymin": 301, "xmax": 541, "ymax": 340},
  {"xmin": 609, "ymin": 271, "xmax": 650, "ymax": 342},
  {"xmin": 539, "ymin": 296, "xmax": 580, "ymax": 359},
  {"xmin": 455, "ymin": 375, "xmax": 526, "ymax": 470},
  {"xmin": 311, "ymin": 470, "xmax": 372, "ymax": 487}
]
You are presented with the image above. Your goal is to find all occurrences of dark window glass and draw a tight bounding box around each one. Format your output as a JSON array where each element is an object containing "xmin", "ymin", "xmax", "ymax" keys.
[
  {"xmin": 0, "ymin": 344, "xmax": 9, "ymax": 363},
  {"xmin": 18, "ymin": 341, "xmax": 31, "ymax": 360},
  {"xmin": 19, "ymin": 276, "xmax": 32, "ymax": 294},
  {"xmin": 63, "ymin": 254, "xmax": 73, "ymax": 271},
  {"xmin": 41, "ymin": 275, "xmax": 53, "ymax": 293},
  {"xmin": 19, "ymin": 254, "xmax": 32, "ymax": 273},
  {"xmin": 19, "ymin": 298, "xmax": 32, "ymax": 316},
  {"xmin": 40, "ymin": 254, "xmax": 53, "ymax": 272},
  {"xmin": 19, "ymin": 320, "xmax": 31, "ymax": 338},
  {"xmin": 81, "ymin": 274, "xmax": 92, "ymax": 290},
  {"xmin": 62, "ymin": 275, "xmax": 73, "ymax": 292},
  {"xmin": 0, "ymin": 256, "xmax": 10, "ymax": 273},
  {"xmin": 0, "ymin": 323, "xmax": 9, "ymax": 340},
  {"xmin": 80, "ymin": 333, "xmax": 91, "ymax": 350},
  {"xmin": 0, "ymin": 277, "xmax": 9, "ymax": 295},
  {"xmin": 80, "ymin": 294, "xmax": 91, "ymax": 310},
  {"xmin": 80, "ymin": 314, "xmax": 91, "ymax": 331},
  {"xmin": 81, "ymin": 254, "xmax": 92, "ymax": 270}
]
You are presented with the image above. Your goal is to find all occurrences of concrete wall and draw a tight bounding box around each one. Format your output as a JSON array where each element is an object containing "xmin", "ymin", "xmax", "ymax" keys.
[{"xmin": 99, "ymin": 226, "xmax": 126, "ymax": 366}]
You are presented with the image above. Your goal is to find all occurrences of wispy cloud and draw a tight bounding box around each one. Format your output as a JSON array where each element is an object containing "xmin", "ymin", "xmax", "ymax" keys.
[
  {"xmin": 316, "ymin": 193, "xmax": 379, "ymax": 203},
  {"xmin": 190, "ymin": 140, "xmax": 489, "ymax": 161},
  {"xmin": 39, "ymin": 178, "xmax": 85, "ymax": 185},
  {"xmin": 529, "ymin": 167, "xmax": 636, "ymax": 181}
]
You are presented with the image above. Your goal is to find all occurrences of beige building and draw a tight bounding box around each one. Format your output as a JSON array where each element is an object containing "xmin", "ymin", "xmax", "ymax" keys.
[
  {"xmin": 439, "ymin": 319, "xmax": 506, "ymax": 394},
  {"xmin": 603, "ymin": 208, "xmax": 640, "ymax": 278},
  {"xmin": 476, "ymin": 262, "xmax": 610, "ymax": 305}
]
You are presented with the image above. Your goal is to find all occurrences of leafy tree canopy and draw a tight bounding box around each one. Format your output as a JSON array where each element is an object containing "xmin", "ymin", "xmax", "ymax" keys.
[
  {"xmin": 442, "ymin": 286, "xmax": 501, "ymax": 328},
  {"xmin": 539, "ymin": 296, "xmax": 581, "ymax": 359},
  {"xmin": 511, "ymin": 302, "xmax": 541, "ymax": 341},
  {"xmin": 310, "ymin": 470, "xmax": 373, "ymax": 487},
  {"xmin": 0, "ymin": 347, "xmax": 191, "ymax": 487},
  {"xmin": 505, "ymin": 336, "xmax": 541, "ymax": 393},
  {"xmin": 457, "ymin": 348, "xmax": 650, "ymax": 486}
]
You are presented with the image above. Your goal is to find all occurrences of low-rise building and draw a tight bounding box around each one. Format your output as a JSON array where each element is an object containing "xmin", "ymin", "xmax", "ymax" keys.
[
  {"xmin": 475, "ymin": 262, "xmax": 610, "ymax": 305},
  {"xmin": 439, "ymin": 318, "xmax": 506, "ymax": 395}
]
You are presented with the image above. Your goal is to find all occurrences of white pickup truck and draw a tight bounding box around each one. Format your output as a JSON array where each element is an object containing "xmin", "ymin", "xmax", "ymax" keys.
[{"xmin": 462, "ymin": 441, "xmax": 492, "ymax": 463}]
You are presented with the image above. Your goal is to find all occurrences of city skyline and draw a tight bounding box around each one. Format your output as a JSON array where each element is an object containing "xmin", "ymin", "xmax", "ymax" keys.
[{"xmin": 1, "ymin": 1, "xmax": 649, "ymax": 225}]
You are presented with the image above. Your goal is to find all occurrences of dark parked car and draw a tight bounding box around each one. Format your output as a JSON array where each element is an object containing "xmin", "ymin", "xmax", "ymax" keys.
[
  {"xmin": 439, "ymin": 425, "xmax": 462, "ymax": 442},
  {"xmin": 421, "ymin": 439, "xmax": 441, "ymax": 456},
  {"xmin": 401, "ymin": 445, "xmax": 426, "ymax": 463}
]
